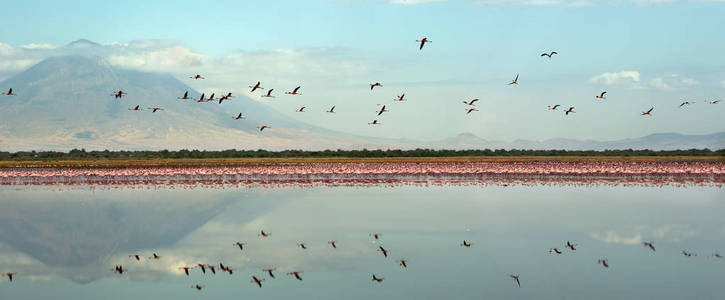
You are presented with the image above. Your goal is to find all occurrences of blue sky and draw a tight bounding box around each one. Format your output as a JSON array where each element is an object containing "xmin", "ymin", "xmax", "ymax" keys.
[{"xmin": 1, "ymin": 0, "xmax": 724, "ymax": 141}]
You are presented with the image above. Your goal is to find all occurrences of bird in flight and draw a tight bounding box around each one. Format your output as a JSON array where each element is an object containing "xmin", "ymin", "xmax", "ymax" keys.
[
  {"xmin": 327, "ymin": 106, "xmax": 336, "ymax": 113},
  {"xmin": 177, "ymin": 91, "xmax": 192, "ymax": 100},
  {"xmin": 220, "ymin": 263, "xmax": 233, "ymax": 275},
  {"xmin": 597, "ymin": 259, "xmax": 609, "ymax": 268},
  {"xmin": 197, "ymin": 264, "xmax": 207, "ymax": 274},
  {"xmin": 463, "ymin": 99, "xmax": 479, "ymax": 106},
  {"xmin": 461, "ymin": 240, "xmax": 472, "ymax": 248},
  {"xmin": 710, "ymin": 100, "xmax": 721, "ymax": 104},
  {"xmin": 369, "ymin": 120, "xmax": 381, "ymax": 125},
  {"xmin": 508, "ymin": 74, "xmax": 519, "ymax": 85},
  {"xmin": 549, "ymin": 248, "xmax": 563, "ymax": 255},
  {"xmin": 129, "ymin": 254, "xmax": 142, "ymax": 261},
  {"xmin": 372, "ymin": 274, "xmax": 384, "ymax": 283},
  {"xmin": 509, "ymin": 274, "xmax": 520, "ymax": 287},
  {"xmin": 595, "ymin": 91, "xmax": 607, "ymax": 100},
  {"xmin": 264, "ymin": 268, "xmax": 276, "ymax": 278},
  {"xmin": 547, "ymin": 105, "xmax": 560, "ymax": 110},
  {"xmin": 192, "ymin": 284, "xmax": 204, "ymax": 291},
  {"xmin": 196, "ymin": 93, "xmax": 206, "ymax": 102},
  {"xmin": 207, "ymin": 265, "xmax": 217, "ymax": 274},
  {"xmin": 249, "ymin": 81, "xmax": 264, "ymax": 92},
  {"xmin": 370, "ymin": 82, "xmax": 382, "ymax": 90},
  {"xmin": 3, "ymin": 272, "xmax": 17, "ymax": 282},
  {"xmin": 679, "ymin": 101, "xmax": 694, "ymax": 107},
  {"xmin": 251, "ymin": 276, "xmax": 265, "ymax": 288},
  {"xmin": 189, "ymin": 74, "xmax": 204, "ymax": 79},
  {"xmin": 296, "ymin": 106, "xmax": 306, "ymax": 112},
  {"xmin": 257, "ymin": 125, "xmax": 270, "ymax": 132},
  {"xmin": 641, "ymin": 107, "xmax": 654, "ymax": 116},
  {"xmin": 378, "ymin": 246, "xmax": 390, "ymax": 258},
  {"xmin": 466, "ymin": 108, "xmax": 479, "ymax": 114},
  {"xmin": 233, "ymin": 113, "xmax": 245, "ymax": 120},
  {"xmin": 394, "ymin": 94, "xmax": 406, "ymax": 101},
  {"xmin": 149, "ymin": 253, "xmax": 161, "ymax": 260},
  {"xmin": 148, "ymin": 107, "xmax": 163, "ymax": 113},
  {"xmin": 564, "ymin": 107, "xmax": 575, "ymax": 115},
  {"xmin": 128, "ymin": 105, "xmax": 142, "ymax": 111},
  {"xmin": 416, "ymin": 37, "xmax": 431, "ymax": 50},
  {"xmin": 541, "ymin": 51, "xmax": 558, "ymax": 58},
  {"xmin": 371, "ymin": 233, "xmax": 382, "ymax": 240},
  {"xmin": 113, "ymin": 265, "xmax": 125, "ymax": 275},
  {"xmin": 297, "ymin": 242, "xmax": 308, "ymax": 250},
  {"xmin": 398, "ymin": 259, "xmax": 408, "ymax": 268},
  {"xmin": 261, "ymin": 89, "xmax": 275, "ymax": 98},
  {"xmin": 566, "ymin": 242, "xmax": 577, "ymax": 251},
  {"xmin": 329, "ymin": 241, "xmax": 338, "ymax": 248},
  {"xmin": 179, "ymin": 266, "xmax": 193, "ymax": 276},
  {"xmin": 206, "ymin": 93, "xmax": 217, "ymax": 102},
  {"xmin": 643, "ymin": 242, "xmax": 656, "ymax": 252},
  {"xmin": 713, "ymin": 253, "xmax": 723, "ymax": 258},
  {"xmin": 682, "ymin": 250, "xmax": 696, "ymax": 258},
  {"xmin": 234, "ymin": 242, "xmax": 246, "ymax": 251},
  {"xmin": 259, "ymin": 230, "xmax": 271, "ymax": 237},
  {"xmin": 285, "ymin": 86, "xmax": 302, "ymax": 95},
  {"xmin": 218, "ymin": 94, "xmax": 231, "ymax": 104},
  {"xmin": 376, "ymin": 105, "xmax": 388, "ymax": 116},
  {"xmin": 288, "ymin": 271, "xmax": 303, "ymax": 281},
  {"xmin": 4, "ymin": 88, "xmax": 16, "ymax": 95},
  {"xmin": 112, "ymin": 90, "xmax": 126, "ymax": 99}
]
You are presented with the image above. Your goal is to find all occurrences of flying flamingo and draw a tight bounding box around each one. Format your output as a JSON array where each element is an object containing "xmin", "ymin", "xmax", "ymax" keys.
[
  {"xmin": 641, "ymin": 107, "xmax": 653, "ymax": 116},
  {"xmin": 416, "ymin": 37, "xmax": 431, "ymax": 50},
  {"xmin": 463, "ymin": 99, "xmax": 479, "ymax": 106},
  {"xmin": 220, "ymin": 263, "xmax": 233, "ymax": 275},
  {"xmin": 288, "ymin": 271, "xmax": 303, "ymax": 281},
  {"xmin": 508, "ymin": 74, "xmax": 519, "ymax": 85},
  {"xmin": 192, "ymin": 284, "xmax": 204, "ymax": 291},
  {"xmin": 595, "ymin": 91, "xmax": 607, "ymax": 99},
  {"xmin": 179, "ymin": 266, "xmax": 193, "ymax": 276},
  {"xmin": 189, "ymin": 74, "xmax": 204, "ymax": 79},
  {"xmin": 643, "ymin": 242, "xmax": 656, "ymax": 252},
  {"xmin": 197, "ymin": 264, "xmax": 207, "ymax": 274},
  {"xmin": 327, "ymin": 106, "xmax": 336, "ymax": 113},
  {"xmin": 509, "ymin": 274, "xmax": 520, "ymax": 287},
  {"xmin": 372, "ymin": 274, "xmax": 384, "ymax": 283},
  {"xmin": 466, "ymin": 108, "xmax": 478, "ymax": 114},
  {"xmin": 148, "ymin": 107, "xmax": 163, "ymax": 113},
  {"xmin": 129, "ymin": 254, "xmax": 142, "ymax": 261},
  {"xmin": 261, "ymin": 89, "xmax": 275, "ymax": 98},
  {"xmin": 549, "ymin": 248, "xmax": 563, "ymax": 255},
  {"xmin": 251, "ymin": 276, "xmax": 265, "ymax": 287},
  {"xmin": 128, "ymin": 105, "xmax": 142, "ymax": 111},
  {"xmin": 257, "ymin": 125, "xmax": 270, "ymax": 131},
  {"xmin": 296, "ymin": 107, "xmax": 306, "ymax": 112},
  {"xmin": 234, "ymin": 242, "xmax": 246, "ymax": 251},
  {"xmin": 682, "ymin": 250, "xmax": 696, "ymax": 257},
  {"xmin": 370, "ymin": 82, "xmax": 382, "ymax": 90},
  {"xmin": 196, "ymin": 93, "xmax": 206, "ymax": 102},
  {"xmin": 398, "ymin": 259, "xmax": 408, "ymax": 268},
  {"xmin": 597, "ymin": 259, "xmax": 609, "ymax": 268},
  {"xmin": 461, "ymin": 240, "xmax": 472, "ymax": 248},
  {"xmin": 207, "ymin": 265, "xmax": 217, "ymax": 274},
  {"xmin": 394, "ymin": 94, "xmax": 406, "ymax": 101},
  {"xmin": 369, "ymin": 120, "xmax": 381, "ymax": 125},
  {"xmin": 285, "ymin": 86, "xmax": 302, "ymax": 95},
  {"xmin": 259, "ymin": 230, "xmax": 271, "ymax": 237},
  {"xmin": 378, "ymin": 246, "xmax": 390, "ymax": 258},
  {"xmin": 370, "ymin": 233, "xmax": 382, "ymax": 240},
  {"xmin": 249, "ymin": 81, "xmax": 264, "ymax": 92},
  {"xmin": 566, "ymin": 242, "xmax": 577, "ymax": 251},
  {"xmin": 264, "ymin": 268, "xmax": 276, "ymax": 278},
  {"xmin": 710, "ymin": 100, "xmax": 721, "ymax": 104},
  {"xmin": 329, "ymin": 241, "xmax": 338, "ymax": 248},
  {"xmin": 713, "ymin": 253, "xmax": 723, "ymax": 258},
  {"xmin": 206, "ymin": 93, "xmax": 216, "ymax": 102},
  {"xmin": 113, "ymin": 266, "xmax": 125, "ymax": 275},
  {"xmin": 3, "ymin": 88, "xmax": 15, "ymax": 95},
  {"xmin": 149, "ymin": 253, "xmax": 161, "ymax": 260},
  {"xmin": 679, "ymin": 101, "xmax": 694, "ymax": 107},
  {"xmin": 376, "ymin": 105, "xmax": 388, "ymax": 116},
  {"xmin": 297, "ymin": 242, "xmax": 308, "ymax": 250},
  {"xmin": 218, "ymin": 95, "xmax": 230, "ymax": 104},
  {"xmin": 565, "ymin": 107, "xmax": 575, "ymax": 115},
  {"xmin": 112, "ymin": 90, "xmax": 126, "ymax": 98},
  {"xmin": 3, "ymin": 272, "xmax": 17, "ymax": 282},
  {"xmin": 177, "ymin": 91, "xmax": 192, "ymax": 100},
  {"xmin": 548, "ymin": 105, "xmax": 560, "ymax": 110},
  {"xmin": 233, "ymin": 113, "xmax": 245, "ymax": 120}
]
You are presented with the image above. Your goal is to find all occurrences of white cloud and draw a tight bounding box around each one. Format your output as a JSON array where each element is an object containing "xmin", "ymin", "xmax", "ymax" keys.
[
  {"xmin": 652, "ymin": 224, "xmax": 698, "ymax": 241},
  {"xmin": 648, "ymin": 74, "xmax": 699, "ymax": 90},
  {"xmin": 589, "ymin": 71, "xmax": 641, "ymax": 85},
  {"xmin": 720, "ymin": 79, "xmax": 725, "ymax": 88},
  {"xmin": 591, "ymin": 230, "xmax": 642, "ymax": 245},
  {"xmin": 107, "ymin": 45, "xmax": 204, "ymax": 71}
]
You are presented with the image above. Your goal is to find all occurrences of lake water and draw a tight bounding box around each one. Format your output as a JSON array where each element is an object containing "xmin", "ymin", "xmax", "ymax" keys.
[{"xmin": 0, "ymin": 183, "xmax": 723, "ymax": 299}]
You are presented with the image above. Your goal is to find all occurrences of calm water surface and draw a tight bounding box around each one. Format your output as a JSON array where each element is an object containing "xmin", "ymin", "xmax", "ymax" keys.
[{"xmin": 0, "ymin": 184, "xmax": 723, "ymax": 299}]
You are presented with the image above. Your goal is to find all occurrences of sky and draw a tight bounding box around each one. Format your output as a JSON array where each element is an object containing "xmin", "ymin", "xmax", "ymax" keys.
[{"xmin": 1, "ymin": 0, "xmax": 724, "ymax": 142}]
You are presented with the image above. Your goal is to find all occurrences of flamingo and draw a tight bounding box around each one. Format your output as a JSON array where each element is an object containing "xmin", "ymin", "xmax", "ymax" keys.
[
  {"xmin": 508, "ymin": 74, "xmax": 519, "ymax": 85},
  {"xmin": 288, "ymin": 271, "xmax": 303, "ymax": 281},
  {"xmin": 461, "ymin": 240, "xmax": 472, "ymax": 248},
  {"xmin": 713, "ymin": 253, "xmax": 723, "ymax": 258},
  {"xmin": 261, "ymin": 89, "xmax": 275, "ymax": 98},
  {"xmin": 233, "ymin": 113, "xmax": 245, "ymax": 120},
  {"xmin": 197, "ymin": 264, "xmax": 207, "ymax": 274},
  {"xmin": 378, "ymin": 246, "xmax": 390, "ymax": 258},
  {"xmin": 112, "ymin": 90, "xmax": 126, "ymax": 98},
  {"xmin": 376, "ymin": 105, "xmax": 388, "ymax": 116},
  {"xmin": 371, "ymin": 233, "xmax": 382, "ymax": 240},
  {"xmin": 370, "ymin": 82, "xmax": 382, "ymax": 90},
  {"xmin": 643, "ymin": 242, "xmax": 656, "ymax": 252},
  {"xmin": 710, "ymin": 100, "xmax": 721, "ymax": 104},
  {"xmin": 547, "ymin": 105, "xmax": 560, "ymax": 110},
  {"xmin": 327, "ymin": 106, "xmax": 336, "ymax": 113},
  {"xmin": 466, "ymin": 108, "xmax": 478, "ymax": 114},
  {"xmin": 398, "ymin": 259, "xmax": 408, "ymax": 268},
  {"xmin": 416, "ymin": 37, "xmax": 431, "ymax": 50},
  {"xmin": 297, "ymin": 242, "xmax": 308, "ymax": 250},
  {"xmin": 218, "ymin": 95, "xmax": 230, "ymax": 104},
  {"xmin": 234, "ymin": 242, "xmax": 246, "ymax": 251},
  {"xmin": 257, "ymin": 125, "xmax": 270, "ymax": 132},
  {"xmin": 252, "ymin": 276, "xmax": 265, "ymax": 287},
  {"xmin": 595, "ymin": 91, "xmax": 606, "ymax": 99},
  {"xmin": 285, "ymin": 86, "xmax": 302, "ymax": 95},
  {"xmin": 192, "ymin": 284, "xmax": 204, "ymax": 291},
  {"xmin": 372, "ymin": 274, "xmax": 384, "ymax": 283},
  {"xmin": 463, "ymin": 99, "xmax": 479, "ymax": 106},
  {"xmin": 206, "ymin": 93, "xmax": 216, "ymax": 102},
  {"xmin": 148, "ymin": 107, "xmax": 163, "ymax": 113},
  {"xmin": 509, "ymin": 274, "xmax": 520, "ymax": 287},
  {"xmin": 220, "ymin": 263, "xmax": 234, "ymax": 275},
  {"xmin": 566, "ymin": 241, "xmax": 577, "ymax": 251},
  {"xmin": 179, "ymin": 266, "xmax": 193, "ymax": 276},
  {"xmin": 549, "ymin": 248, "xmax": 563, "ymax": 255},
  {"xmin": 259, "ymin": 230, "xmax": 271, "ymax": 237},
  {"xmin": 128, "ymin": 105, "xmax": 142, "ymax": 111},
  {"xmin": 3, "ymin": 88, "xmax": 15, "ymax": 95},
  {"xmin": 149, "ymin": 253, "xmax": 161, "ymax": 260},
  {"xmin": 329, "ymin": 241, "xmax": 338, "ymax": 248},
  {"xmin": 682, "ymin": 250, "xmax": 696, "ymax": 257},
  {"xmin": 249, "ymin": 81, "xmax": 264, "ymax": 92},
  {"xmin": 541, "ymin": 51, "xmax": 558, "ymax": 58},
  {"xmin": 207, "ymin": 265, "xmax": 217, "ymax": 274},
  {"xmin": 189, "ymin": 74, "xmax": 204, "ymax": 79},
  {"xmin": 4, "ymin": 272, "xmax": 17, "ymax": 282},
  {"xmin": 129, "ymin": 254, "xmax": 142, "ymax": 261},
  {"xmin": 565, "ymin": 107, "xmax": 575, "ymax": 115},
  {"xmin": 296, "ymin": 107, "xmax": 306, "ymax": 112},
  {"xmin": 679, "ymin": 101, "xmax": 694, "ymax": 107},
  {"xmin": 368, "ymin": 120, "xmax": 381, "ymax": 125},
  {"xmin": 394, "ymin": 94, "xmax": 406, "ymax": 101},
  {"xmin": 113, "ymin": 265, "xmax": 125, "ymax": 275},
  {"xmin": 264, "ymin": 268, "xmax": 276, "ymax": 278},
  {"xmin": 598, "ymin": 259, "xmax": 609, "ymax": 268},
  {"xmin": 177, "ymin": 91, "xmax": 192, "ymax": 100},
  {"xmin": 641, "ymin": 107, "xmax": 653, "ymax": 116},
  {"xmin": 196, "ymin": 93, "xmax": 206, "ymax": 102}
]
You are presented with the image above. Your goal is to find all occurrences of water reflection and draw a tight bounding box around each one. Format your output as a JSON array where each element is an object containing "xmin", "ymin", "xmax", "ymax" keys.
[{"xmin": 0, "ymin": 185, "xmax": 723, "ymax": 299}]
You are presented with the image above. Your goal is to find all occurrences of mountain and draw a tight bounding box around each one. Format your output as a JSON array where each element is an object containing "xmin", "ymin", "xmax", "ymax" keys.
[{"xmin": 0, "ymin": 55, "xmax": 381, "ymax": 151}]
